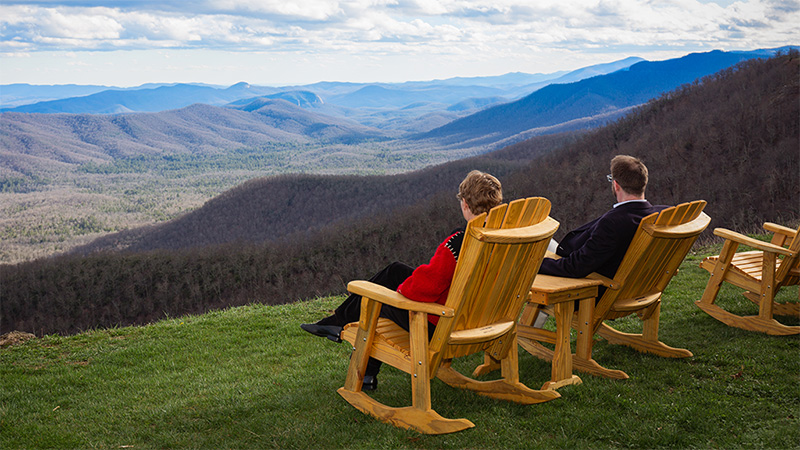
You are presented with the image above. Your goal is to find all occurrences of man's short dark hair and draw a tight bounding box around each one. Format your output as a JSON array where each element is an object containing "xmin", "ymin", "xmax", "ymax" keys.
[{"xmin": 610, "ymin": 155, "xmax": 648, "ymax": 196}]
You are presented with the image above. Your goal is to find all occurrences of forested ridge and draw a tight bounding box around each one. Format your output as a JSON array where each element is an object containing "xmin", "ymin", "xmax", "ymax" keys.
[
  {"xmin": 1, "ymin": 53, "xmax": 797, "ymax": 336},
  {"xmin": 69, "ymin": 132, "xmax": 574, "ymax": 254}
]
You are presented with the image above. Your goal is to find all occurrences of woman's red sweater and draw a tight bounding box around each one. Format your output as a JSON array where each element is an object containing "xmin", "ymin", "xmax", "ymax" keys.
[{"xmin": 396, "ymin": 229, "xmax": 464, "ymax": 325}]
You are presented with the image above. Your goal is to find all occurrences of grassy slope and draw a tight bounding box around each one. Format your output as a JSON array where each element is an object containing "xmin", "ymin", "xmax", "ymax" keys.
[{"xmin": 1, "ymin": 247, "xmax": 798, "ymax": 449}]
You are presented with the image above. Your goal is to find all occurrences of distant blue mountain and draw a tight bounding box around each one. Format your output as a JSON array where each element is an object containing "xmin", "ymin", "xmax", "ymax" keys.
[
  {"xmin": 0, "ymin": 56, "xmax": 645, "ymax": 116},
  {"xmin": 0, "ymin": 83, "xmax": 118, "ymax": 108},
  {"xmin": 3, "ymin": 82, "xmax": 277, "ymax": 114},
  {"xmin": 2, "ymin": 47, "xmax": 794, "ymax": 140},
  {"xmin": 499, "ymin": 56, "xmax": 646, "ymax": 98},
  {"xmin": 0, "ymin": 82, "xmax": 229, "ymax": 109},
  {"xmin": 327, "ymin": 56, "xmax": 647, "ymax": 109},
  {"xmin": 326, "ymin": 84, "xmax": 506, "ymax": 109},
  {"xmin": 228, "ymin": 91, "xmax": 325, "ymax": 110},
  {"xmin": 399, "ymin": 71, "xmax": 570, "ymax": 89},
  {"xmin": 446, "ymin": 97, "xmax": 507, "ymax": 112},
  {"xmin": 418, "ymin": 48, "xmax": 790, "ymax": 146}
]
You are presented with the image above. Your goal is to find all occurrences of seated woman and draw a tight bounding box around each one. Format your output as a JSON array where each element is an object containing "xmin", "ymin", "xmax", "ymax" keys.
[{"xmin": 300, "ymin": 170, "xmax": 503, "ymax": 390}]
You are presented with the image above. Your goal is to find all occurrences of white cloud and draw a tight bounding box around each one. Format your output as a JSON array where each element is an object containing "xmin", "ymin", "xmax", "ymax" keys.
[
  {"xmin": 210, "ymin": 0, "xmax": 345, "ymax": 21},
  {"xmin": 2, "ymin": 0, "xmax": 797, "ymax": 52},
  {"xmin": 0, "ymin": 0, "xmax": 797, "ymax": 85}
]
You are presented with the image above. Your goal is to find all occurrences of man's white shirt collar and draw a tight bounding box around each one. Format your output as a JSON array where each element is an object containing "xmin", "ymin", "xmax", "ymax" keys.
[{"xmin": 613, "ymin": 199, "xmax": 648, "ymax": 208}]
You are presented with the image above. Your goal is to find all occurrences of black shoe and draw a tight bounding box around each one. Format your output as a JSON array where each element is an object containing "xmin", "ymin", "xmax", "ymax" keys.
[
  {"xmin": 300, "ymin": 323, "xmax": 343, "ymax": 343},
  {"xmin": 362, "ymin": 375, "xmax": 378, "ymax": 391}
]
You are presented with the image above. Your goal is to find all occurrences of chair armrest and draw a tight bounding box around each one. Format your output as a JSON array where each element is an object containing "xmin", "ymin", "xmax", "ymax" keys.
[
  {"xmin": 763, "ymin": 222, "xmax": 797, "ymax": 239},
  {"xmin": 347, "ymin": 280, "xmax": 455, "ymax": 318},
  {"xmin": 586, "ymin": 272, "xmax": 621, "ymax": 290},
  {"xmin": 713, "ymin": 228, "xmax": 794, "ymax": 257}
]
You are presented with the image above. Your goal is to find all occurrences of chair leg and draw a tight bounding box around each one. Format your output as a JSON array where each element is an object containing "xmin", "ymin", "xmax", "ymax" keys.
[
  {"xmin": 440, "ymin": 327, "xmax": 560, "ymax": 403},
  {"xmin": 472, "ymin": 352, "xmax": 501, "ymax": 377},
  {"xmin": 342, "ymin": 297, "xmax": 381, "ymax": 393},
  {"xmin": 338, "ymin": 309, "xmax": 476, "ymax": 435},
  {"xmin": 563, "ymin": 297, "xmax": 629, "ymax": 380},
  {"xmin": 697, "ymin": 240, "xmax": 738, "ymax": 310},
  {"xmin": 741, "ymin": 292, "xmax": 800, "ymax": 317},
  {"xmin": 473, "ymin": 302, "xmax": 548, "ymax": 378},
  {"xmin": 759, "ymin": 253, "xmax": 777, "ymax": 322}
]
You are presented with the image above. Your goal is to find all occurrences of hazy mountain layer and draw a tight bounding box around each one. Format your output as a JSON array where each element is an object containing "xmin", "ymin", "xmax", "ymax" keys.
[
  {"xmin": 0, "ymin": 100, "xmax": 389, "ymax": 177},
  {"xmin": 3, "ymin": 49, "xmax": 787, "ymax": 180},
  {"xmin": 1, "ymin": 56, "xmax": 647, "ymax": 116},
  {"xmin": 417, "ymin": 49, "xmax": 785, "ymax": 147}
]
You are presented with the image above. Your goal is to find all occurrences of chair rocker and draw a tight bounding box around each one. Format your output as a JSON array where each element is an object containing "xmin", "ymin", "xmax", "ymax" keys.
[
  {"xmin": 338, "ymin": 197, "xmax": 560, "ymax": 434},
  {"xmin": 697, "ymin": 222, "xmax": 800, "ymax": 335},
  {"xmin": 516, "ymin": 201, "xmax": 711, "ymax": 380}
]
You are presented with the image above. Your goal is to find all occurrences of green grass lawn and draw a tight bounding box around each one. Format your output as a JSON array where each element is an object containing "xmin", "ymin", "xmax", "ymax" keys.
[{"xmin": 1, "ymin": 251, "xmax": 798, "ymax": 449}]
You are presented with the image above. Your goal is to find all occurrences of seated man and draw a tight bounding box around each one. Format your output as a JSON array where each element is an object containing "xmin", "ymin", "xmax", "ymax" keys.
[
  {"xmin": 540, "ymin": 154, "xmax": 665, "ymax": 286},
  {"xmin": 300, "ymin": 170, "xmax": 503, "ymax": 390}
]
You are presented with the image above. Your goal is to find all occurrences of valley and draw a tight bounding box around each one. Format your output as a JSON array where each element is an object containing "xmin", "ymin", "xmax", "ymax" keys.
[
  {"xmin": 0, "ymin": 47, "xmax": 794, "ymax": 266},
  {"xmin": 0, "ymin": 140, "xmax": 451, "ymax": 264}
]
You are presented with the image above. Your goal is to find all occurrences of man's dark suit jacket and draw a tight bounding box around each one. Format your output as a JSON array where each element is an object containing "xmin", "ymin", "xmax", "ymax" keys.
[{"xmin": 539, "ymin": 200, "xmax": 666, "ymax": 280}]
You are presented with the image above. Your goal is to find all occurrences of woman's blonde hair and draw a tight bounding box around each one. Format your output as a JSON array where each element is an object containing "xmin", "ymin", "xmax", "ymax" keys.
[{"xmin": 457, "ymin": 170, "xmax": 503, "ymax": 215}]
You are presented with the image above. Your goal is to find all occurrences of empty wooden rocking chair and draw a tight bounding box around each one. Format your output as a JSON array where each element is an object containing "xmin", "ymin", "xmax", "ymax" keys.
[{"xmin": 697, "ymin": 222, "xmax": 800, "ymax": 335}]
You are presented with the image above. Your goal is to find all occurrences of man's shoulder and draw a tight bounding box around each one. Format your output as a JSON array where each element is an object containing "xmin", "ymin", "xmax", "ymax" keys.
[
  {"xmin": 603, "ymin": 201, "xmax": 663, "ymax": 218},
  {"xmin": 592, "ymin": 201, "xmax": 663, "ymax": 232}
]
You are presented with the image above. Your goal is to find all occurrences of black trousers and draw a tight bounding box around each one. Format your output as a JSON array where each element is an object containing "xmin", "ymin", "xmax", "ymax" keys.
[{"xmin": 332, "ymin": 261, "xmax": 437, "ymax": 377}]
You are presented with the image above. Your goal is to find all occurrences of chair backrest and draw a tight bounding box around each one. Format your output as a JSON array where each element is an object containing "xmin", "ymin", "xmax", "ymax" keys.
[
  {"xmin": 428, "ymin": 197, "xmax": 559, "ymax": 362},
  {"xmin": 774, "ymin": 225, "xmax": 800, "ymax": 289},
  {"xmin": 593, "ymin": 200, "xmax": 711, "ymax": 328}
]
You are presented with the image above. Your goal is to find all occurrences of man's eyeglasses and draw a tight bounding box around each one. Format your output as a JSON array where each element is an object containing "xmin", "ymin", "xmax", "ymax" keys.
[{"xmin": 606, "ymin": 174, "xmax": 613, "ymax": 183}]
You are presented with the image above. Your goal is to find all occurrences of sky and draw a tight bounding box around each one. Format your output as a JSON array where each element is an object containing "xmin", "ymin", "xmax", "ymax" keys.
[{"xmin": 1, "ymin": 0, "xmax": 798, "ymax": 87}]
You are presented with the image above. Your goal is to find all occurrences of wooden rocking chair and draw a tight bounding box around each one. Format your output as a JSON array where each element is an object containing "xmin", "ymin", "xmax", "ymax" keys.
[
  {"xmin": 696, "ymin": 222, "xmax": 800, "ymax": 335},
  {"xmin": 338, "ymin": 197, "xmax": 560, "ymax": 434},
  {"xmin": 517, "ymin": 201, "xmax": 710, "ymax": 380}
]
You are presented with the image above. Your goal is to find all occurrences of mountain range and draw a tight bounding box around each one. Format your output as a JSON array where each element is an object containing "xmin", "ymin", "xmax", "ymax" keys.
[
  {"xmin": 1, "ymin": 59, "xmax": 633, "ymax": 113},
  {"xmin": 2, "ymin": 47, "xmax": 794, "ymax": 180},
  {"xmin": 1, "ymin": 57, "xmax": 644, "ymax": 135},
  {"xmin": 1, "ymin": 82, "xmax": 278, "ymax": 115},
  {"xmin": 0, "ymin": 100, "xmax": 387, "ymax": 176},
  {"xmin": 70, "ymin": 51, "xmax": 799, "ymax": 256},
  {"xmin": 415, "ymin": 49, "xmax": 788, "ymax": 147}
]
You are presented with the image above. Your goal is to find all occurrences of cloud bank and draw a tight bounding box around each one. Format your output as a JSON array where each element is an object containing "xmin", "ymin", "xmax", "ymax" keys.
[
  {"xmin": 3, "ymin": 0, "xmax": 797, "ymax": 54},
  {"xmin": 1, "ymin": 0, "xmax": 797, "ymax": 85}
]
